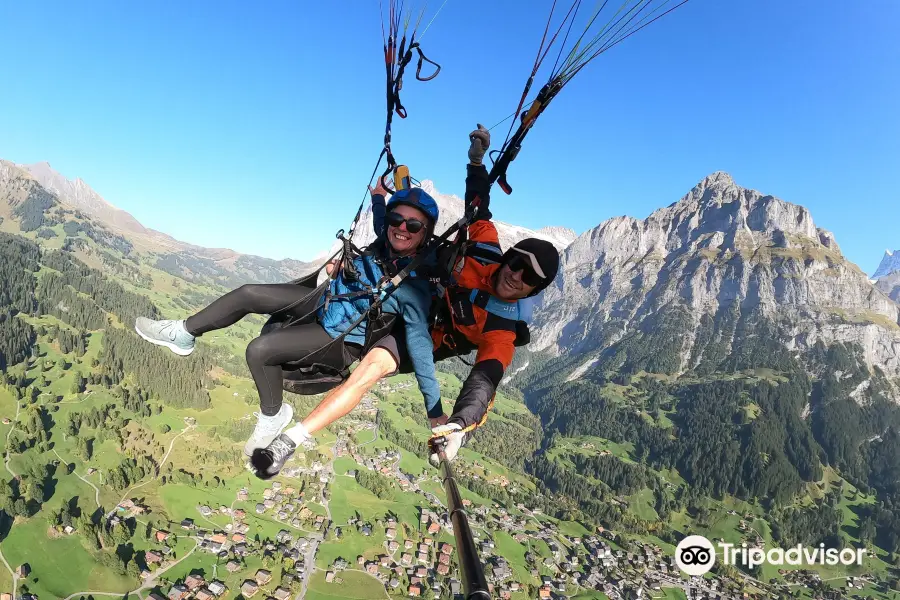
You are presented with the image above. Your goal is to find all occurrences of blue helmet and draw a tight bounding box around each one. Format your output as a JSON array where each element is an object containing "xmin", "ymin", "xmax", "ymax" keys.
[{"xmin": 386, "ymin": 188, "xmax": 439, "ymax": 232}]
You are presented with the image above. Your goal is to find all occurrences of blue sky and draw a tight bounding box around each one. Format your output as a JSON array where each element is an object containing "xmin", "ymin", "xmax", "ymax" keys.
[{"xmin": 1, "ymin": 0, "xmax": 898, "ymax": 274}]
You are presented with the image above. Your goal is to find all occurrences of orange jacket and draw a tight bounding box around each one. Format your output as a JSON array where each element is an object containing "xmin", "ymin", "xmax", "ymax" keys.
[{"xmin": 432, "ymin": 218, "xmax": 517, "ymax": 370}]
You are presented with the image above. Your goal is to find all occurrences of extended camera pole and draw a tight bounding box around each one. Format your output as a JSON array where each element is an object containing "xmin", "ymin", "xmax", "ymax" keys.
[{"xmin": 430, "ymin": 437, "xmax": 491, "ymax": 600}]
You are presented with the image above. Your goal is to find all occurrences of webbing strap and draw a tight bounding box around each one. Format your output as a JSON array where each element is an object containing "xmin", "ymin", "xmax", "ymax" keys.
[{"xmin": 489, "ymin": 80, "xmax": 562, "ymax": 195}]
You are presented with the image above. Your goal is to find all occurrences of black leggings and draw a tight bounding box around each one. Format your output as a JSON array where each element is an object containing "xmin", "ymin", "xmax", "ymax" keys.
[{"xmin": 184, "ymin": 283, "xmax": 351, "ymax": 416}]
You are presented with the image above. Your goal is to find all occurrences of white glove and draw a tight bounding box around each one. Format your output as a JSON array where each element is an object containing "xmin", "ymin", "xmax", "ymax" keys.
[{"xmin": 429, "ymin": 423, "xmax": 465, "ymax": 466}]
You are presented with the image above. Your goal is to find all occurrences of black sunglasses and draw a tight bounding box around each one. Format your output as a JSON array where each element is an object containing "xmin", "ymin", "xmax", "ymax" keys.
[
  {"xmin": 386, "ymin": 211, "xmax": 426, "ymax": 234},
  {"xmin": 506, "ymin": 254, "xmax": 544, "ymax": 287}
]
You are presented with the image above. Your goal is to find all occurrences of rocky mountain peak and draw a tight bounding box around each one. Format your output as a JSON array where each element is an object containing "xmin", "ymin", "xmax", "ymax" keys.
[
  {"xmin": 536, "ymin": 226, "xmax": 578, "ymax": 248},
  {"xmin": 670, "ymin": 171, "xmax": 818, "ymax": 242},
  {"xmin": 694, "ymin": 170, "xmax": 737, "ymax": 195},
  {"xmin": 530, "ymin": 172, "xmax": 900, "ymax": 381},
  {"xmin": 874, "ymin": 248, "xmax": 900, "ymax": 279},
  {"xmin": 874, "ymin": 249, "xmax": 900, "ymax": 304},
  {"xmin": 561, "ymin": 172, "xmax": 833, "ymax": 278}
]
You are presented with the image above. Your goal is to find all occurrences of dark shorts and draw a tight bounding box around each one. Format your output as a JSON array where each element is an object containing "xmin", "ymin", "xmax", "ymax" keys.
[
  {"xmin": 367, "ymin": 334, "xmax": 404, "ymax": 377},
  {"xmin": 373, "ymin": 329, "xmax": 477, "ymax": 378}
]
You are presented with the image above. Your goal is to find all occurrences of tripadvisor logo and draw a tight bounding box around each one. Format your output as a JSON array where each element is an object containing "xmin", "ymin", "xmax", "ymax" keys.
[
  {"xmin": 674, "ymin": 534, "xmax": 867, "ymax": 575},
  {"xmin": 676, "ymin": 535, "xmax": 716, "ymax": 576}
]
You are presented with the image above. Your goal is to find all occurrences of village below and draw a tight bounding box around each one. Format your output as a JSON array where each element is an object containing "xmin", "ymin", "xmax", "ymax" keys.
[{"xmin": 1, "ymin": 368, "xmax": 889, "ymax": 600}]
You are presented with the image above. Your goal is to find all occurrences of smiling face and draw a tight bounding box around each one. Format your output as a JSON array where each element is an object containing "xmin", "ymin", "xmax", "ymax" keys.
[
  {"xmin": 494, "ymin": 263, "xmax": 538, "ymax": 300},
  {"xmin": 386, "ymin": 204, "xmax": 429, "ymax": 256}
]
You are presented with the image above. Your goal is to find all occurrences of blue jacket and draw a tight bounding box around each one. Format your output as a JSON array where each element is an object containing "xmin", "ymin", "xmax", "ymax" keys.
[{"xmin": 318, "ymin": 197, "xmax": 442, "ymax": 417}]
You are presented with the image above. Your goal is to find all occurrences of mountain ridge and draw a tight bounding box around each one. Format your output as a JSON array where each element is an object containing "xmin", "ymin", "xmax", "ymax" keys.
[
  {"xmin": 18, "ymin": 160, "xmax": 304, "ymax": 260},
  {"xmin": 7, "ymin": 160, "xmax": 575, "ymax": 280},
  {"xmin": 526, "ymin": 171, "xmax": 900, "ymax": 386},
  {"xmin": 1, "ymin": 159, "xmax": 317, "ymax": 286}
]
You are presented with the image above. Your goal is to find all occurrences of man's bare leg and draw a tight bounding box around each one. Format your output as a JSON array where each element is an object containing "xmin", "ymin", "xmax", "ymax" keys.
[{"xmin": 281, "ymin": 347, "xmax": 398, "ymax": 444}]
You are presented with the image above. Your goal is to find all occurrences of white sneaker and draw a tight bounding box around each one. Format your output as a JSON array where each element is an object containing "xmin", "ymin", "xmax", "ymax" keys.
[
  {"xmin": 244, "ymin": 404, "xmax": 294, "ymax": 457},
  {"xmin": 134, "ymin": 317, "xmax": 196, "ymax": 356}
]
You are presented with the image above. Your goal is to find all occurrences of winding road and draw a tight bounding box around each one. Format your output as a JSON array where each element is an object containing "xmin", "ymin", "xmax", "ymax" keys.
[
  {"xmin": 53, "ymin": 449, "xmax": 101, "ymax": 509},
  {"xmin": 358, "ymin": 409, "xmax": 381, "ymax": 447}
]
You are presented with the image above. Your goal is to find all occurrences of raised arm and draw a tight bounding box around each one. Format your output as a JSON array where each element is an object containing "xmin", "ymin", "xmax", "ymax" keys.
[
  {"xmin": 466, "ymin": 124, "xmax": 492, "ymax": 222},
  {"xmin": 369, "ymin": 178, "xmax": 391, "ymax": 238}
]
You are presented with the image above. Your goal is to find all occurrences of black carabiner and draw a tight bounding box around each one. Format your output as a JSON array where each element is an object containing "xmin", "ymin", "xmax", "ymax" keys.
[
  {"xmin": 415, "ymin": 46, "xmax": 441, "ymax": 81},
  {"xmin": 380, "ymin": 168, "xmax": 397, "ymax": 197}
]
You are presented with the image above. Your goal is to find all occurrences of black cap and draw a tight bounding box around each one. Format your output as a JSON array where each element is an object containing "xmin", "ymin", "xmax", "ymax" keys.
[{"xmin": 501, "ymin": 238, "xmax": 561, "ymax": 297}]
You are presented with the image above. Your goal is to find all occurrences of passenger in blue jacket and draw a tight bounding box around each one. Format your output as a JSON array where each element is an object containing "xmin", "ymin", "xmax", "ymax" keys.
[{"xmin": 134, "ymin": 182, "xmax": 440, "ymax": 471}]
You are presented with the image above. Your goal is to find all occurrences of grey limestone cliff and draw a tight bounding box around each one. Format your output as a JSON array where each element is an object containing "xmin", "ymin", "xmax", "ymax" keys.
[{"xmin": 529, "ymin": 172, "xmax": 900, "ymax": 380}]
